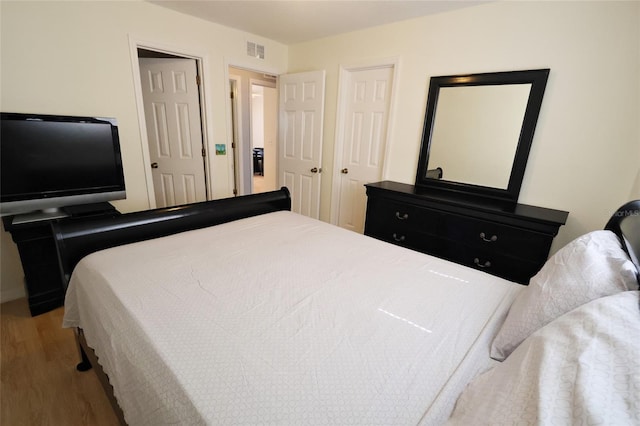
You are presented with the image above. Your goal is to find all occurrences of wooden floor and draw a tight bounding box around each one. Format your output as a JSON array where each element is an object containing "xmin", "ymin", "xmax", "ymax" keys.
[
  {"xmin": 253, "ymin": 175, "xmax": 266, "ymax": 193},
  {"xmin": 1, "ymin": 298, "xmax": 119, "ymax": 425}
]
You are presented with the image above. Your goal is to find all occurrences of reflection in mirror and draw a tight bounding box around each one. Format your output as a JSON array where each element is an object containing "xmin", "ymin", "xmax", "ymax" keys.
[
  {"xmin": 427, "ymin": 84, "xmax": 531, "ymax": 189},
  {"xmin": 415, "ymin": 69, "xmax": 550, "ymax": 203}
]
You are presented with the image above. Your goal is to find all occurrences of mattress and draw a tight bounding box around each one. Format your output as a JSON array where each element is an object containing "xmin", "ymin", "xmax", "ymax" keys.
[{"xmin": 63, "ymin": 211, "xmax": 522, "ymax": 425}]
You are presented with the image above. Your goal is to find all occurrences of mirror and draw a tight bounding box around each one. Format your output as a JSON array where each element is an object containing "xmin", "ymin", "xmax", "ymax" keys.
[{"xmin": 415, "ymin": 69, "xmax": 549, "ymax": 203}]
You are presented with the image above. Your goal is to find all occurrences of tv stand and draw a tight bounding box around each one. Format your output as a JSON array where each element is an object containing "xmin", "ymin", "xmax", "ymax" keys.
[
  {"xmin": 3, "ymin": 202, "xmax": 119, "ymax": 316},
  {"xmin": 63, "ymin": 202, "xmax": 118, "ymax": 217},
  {"xmin": 10, "ymin": 208, "xmax": 69, "ymax": 225}
]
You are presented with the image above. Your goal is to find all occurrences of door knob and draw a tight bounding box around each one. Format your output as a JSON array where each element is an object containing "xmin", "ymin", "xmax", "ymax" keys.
[
  {"xmin": 310, "ymin": 167, "xmax": 319, "ymax": 173},
  {"xmin": 341, "ymin": 168, "xmax": 349, "ymax": 174},
  {"xmin": 151, "ymin": 162, "xmax": 159, "ymax": 169}
]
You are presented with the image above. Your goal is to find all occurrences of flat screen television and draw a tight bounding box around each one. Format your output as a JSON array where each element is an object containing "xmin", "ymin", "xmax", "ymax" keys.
[{"xmin": 1, "ymin": 112, "xmax": 126, "ymax": 223}]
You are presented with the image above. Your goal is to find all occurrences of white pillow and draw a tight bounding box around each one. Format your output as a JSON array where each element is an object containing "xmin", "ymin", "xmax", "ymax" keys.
[{"xmin": 490, "ymin": 230, "xmax": 638, "ymax": 361}]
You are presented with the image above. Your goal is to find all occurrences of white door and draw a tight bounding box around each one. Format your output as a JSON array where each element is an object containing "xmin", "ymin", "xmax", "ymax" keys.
[
  {"xmin": 139, "ymin": 57, "xmax": 207, "ymax": 208},
  {"xmin": 278, "ymin": 70, "xmax": 326, "ymax": 218},
  {"xmin": 334, "ymin": 66, "xmax": 395, "ymax": 233}
]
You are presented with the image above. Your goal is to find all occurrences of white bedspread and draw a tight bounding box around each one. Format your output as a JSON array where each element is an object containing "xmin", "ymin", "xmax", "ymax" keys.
[
  {"xmin": 447, "ymin": 291, "xmax": 640, "ymax": 425},
  {"xmin": 63, "ymin": 211, "xmax": 521, "ymax": 425}
]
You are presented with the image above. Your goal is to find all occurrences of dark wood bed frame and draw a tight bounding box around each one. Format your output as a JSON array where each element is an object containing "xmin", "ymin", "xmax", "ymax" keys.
[
  {"xmin": 52, "ymin": 193, "xmax": 639, "ymax": 425},
  {"xmin": 52, "ymin": 187, "xmax": 292, "ymax": 286},
  {"xmin": 605, "ymin": 199, "xmax": 640, "ymax": 277}
]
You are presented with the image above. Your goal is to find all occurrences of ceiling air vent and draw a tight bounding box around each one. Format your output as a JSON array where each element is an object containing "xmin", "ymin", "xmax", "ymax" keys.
[{"xmin": 247, "ymin": 41, "xmax": 265, "ymax": 59}]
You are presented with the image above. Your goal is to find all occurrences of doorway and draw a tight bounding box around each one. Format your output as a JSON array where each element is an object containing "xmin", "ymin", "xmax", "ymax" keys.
[
  {"xmin": 137, "ymin": 49, "xmax": 208, "ymax": 208},
  {"xmin": 130, "ymin": 40, "xmax": 211, "ymax": 210},
  {"xmin": 228, "ymin": 66, "xmax": 277, "ymax": 195},
  {"xmin": 250, "ymin": 83, "xmax": 278, "ymax": 194},
  {"xmin": 227, "ymin": 67, "xmax": 326, "ymax": 219}
]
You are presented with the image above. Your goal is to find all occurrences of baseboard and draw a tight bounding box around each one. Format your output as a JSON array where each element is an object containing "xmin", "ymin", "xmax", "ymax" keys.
[{"xmin": 0, "ymin": 286, "xmax": 26, "ymax": 304}]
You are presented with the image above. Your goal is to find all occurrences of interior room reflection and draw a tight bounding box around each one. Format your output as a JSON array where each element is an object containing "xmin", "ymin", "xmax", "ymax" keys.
[
  {"xmin": 427, "ymin": 84, "xmax": 531, "ymax": 189},
  {"xmin": 415, "ymin": 69, "xmax": 550, "ymax": 203}
]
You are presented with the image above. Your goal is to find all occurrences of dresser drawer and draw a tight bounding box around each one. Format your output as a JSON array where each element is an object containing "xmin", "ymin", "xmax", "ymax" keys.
[
  {"xmin": 443, "ymin": 213, "xmax": 552, "ymax": 260},
  {"xmin": 365, "ymin": 224, "xmax": 441, "ymax": 254},
  {"xmin": 441, "ymin": 241, "xmax": 542, "ymax": 284},
  {"xmin": 366, "ymin": 198, "xmax": 442, "ymax": 235}
]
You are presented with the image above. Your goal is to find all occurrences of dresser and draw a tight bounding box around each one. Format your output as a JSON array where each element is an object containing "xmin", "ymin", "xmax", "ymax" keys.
[
  {"xmin": 364, "ymin": 181, "xmax": 569, "ymax": 284},
  {"xmin": 3, "ymin": 202, "xmax": 120, "ymax": 316}
]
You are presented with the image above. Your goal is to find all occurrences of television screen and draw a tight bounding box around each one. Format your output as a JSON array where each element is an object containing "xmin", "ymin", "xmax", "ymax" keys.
[{"xmin": 0, "ymin": 112, "xmax": 126, "ymax": 221}]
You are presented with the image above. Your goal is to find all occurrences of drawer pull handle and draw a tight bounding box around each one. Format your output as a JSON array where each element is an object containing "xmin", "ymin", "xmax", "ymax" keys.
[
  {"xmin": 392, "ymin": 233, "xmax": 406, "ymax": 242},
  {"xmin": 474, "ymin": 258, "xmax": 492, "ymax": 268},
  {"xmin": 479, "ymin": 232, "xmax": 498, "ymax": 242},
  {"xmin": 395, "ymin": 212, "xmax": 409, "ymax": 220}
]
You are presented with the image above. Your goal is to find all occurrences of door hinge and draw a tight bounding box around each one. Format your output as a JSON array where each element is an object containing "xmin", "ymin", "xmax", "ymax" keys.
[
  {"xmin": 202, "ymin": 148, "xmax": 206, "ymax": 157},
  {"xmin": 231, "ymin": 142, "xmax": 236, "ymax": 149},
  {"xmin": 196, "ymin": 74, "xmax": 201, "ymax": 86},
  {"xmin": 233, "ymin": 188, "xmax": 238, "ymax": 195}
]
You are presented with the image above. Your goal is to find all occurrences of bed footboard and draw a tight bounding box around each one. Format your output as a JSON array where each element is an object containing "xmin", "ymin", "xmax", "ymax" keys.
[{"xmin": 52, "ymin": 187, "xmax": 291, "ymax": 286}]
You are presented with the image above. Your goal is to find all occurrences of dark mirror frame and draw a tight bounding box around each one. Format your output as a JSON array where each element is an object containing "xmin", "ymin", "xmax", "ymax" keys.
[{"xmin": 415, "ymin": 68, "xmax": 550, "ymax": 203}]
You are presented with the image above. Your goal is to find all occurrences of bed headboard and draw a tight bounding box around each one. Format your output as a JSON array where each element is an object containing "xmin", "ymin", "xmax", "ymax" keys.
[
  {"xmin": 52, "ymin": 187, "xmax": 291, "ymax": 286},
  {"xmin": 605, "ymin": 199, "xmax": 640, "ymax": 285}
]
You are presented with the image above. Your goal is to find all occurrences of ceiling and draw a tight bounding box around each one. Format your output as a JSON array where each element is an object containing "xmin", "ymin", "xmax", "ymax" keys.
[{"xmin": 148, "ymin": 1, "xmax": 486, "ymax": 45}]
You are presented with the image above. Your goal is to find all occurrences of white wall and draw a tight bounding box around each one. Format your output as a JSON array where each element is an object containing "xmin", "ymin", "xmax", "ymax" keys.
[
  {"xmin": 251, "ymin": 86, "xmax": 265, "ymax": 148},
  {"xmin": 263, "ymin": 87, "xmax": 278, "ymax": 191},
  {"xmin": 0, "ymin": 0, "xmax": 288, "ymax": 301},
  {"xmin": 288, "ymin": 0, "xmax": 640, "ymax": 253}
]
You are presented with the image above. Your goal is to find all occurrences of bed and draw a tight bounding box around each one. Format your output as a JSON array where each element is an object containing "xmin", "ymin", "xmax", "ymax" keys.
[{"xmin": 55, "ymin": 190, "xmax": 640, "ymax": 425}]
